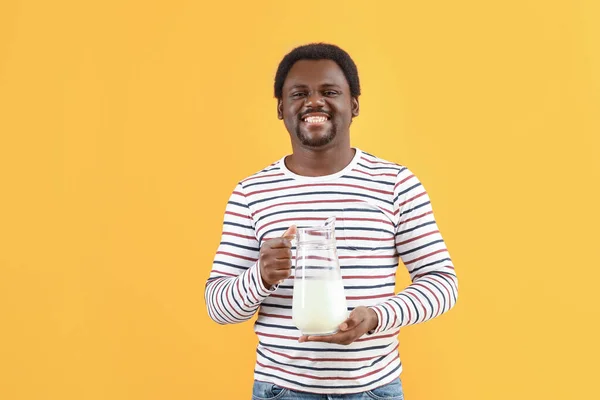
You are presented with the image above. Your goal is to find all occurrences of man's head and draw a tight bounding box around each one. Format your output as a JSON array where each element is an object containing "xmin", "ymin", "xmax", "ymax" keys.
[{"xmin": 274, "ymin": 43, "xmax": 360, "ymax": 149}]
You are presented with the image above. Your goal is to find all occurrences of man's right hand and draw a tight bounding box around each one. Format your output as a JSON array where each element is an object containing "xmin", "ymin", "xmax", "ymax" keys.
[{"xmin": 259, "ymin": 226, "xmax": 297, "ymax": 289}]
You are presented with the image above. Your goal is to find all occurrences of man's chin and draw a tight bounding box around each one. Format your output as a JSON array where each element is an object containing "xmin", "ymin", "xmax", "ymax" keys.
[{"xmin": 296, "ymin": 130, "xmax": 336, "ymax": 148}]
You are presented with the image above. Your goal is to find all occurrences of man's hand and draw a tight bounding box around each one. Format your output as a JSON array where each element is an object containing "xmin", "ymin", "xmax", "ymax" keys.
[
  {"xmin": 259, "ymin": 226, "xmax": 297, "ymax": 289},
  {"xmin": 298, "ymin": 306, "xmax": 379, "ymax": 345}
]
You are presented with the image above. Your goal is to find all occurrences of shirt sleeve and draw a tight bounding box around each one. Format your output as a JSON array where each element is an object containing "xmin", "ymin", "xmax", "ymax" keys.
[
  {"xmin": 204, "ymin": 182, "xmax": 276, "ymax": 324},
  {"xmin": 369, "ymin": 168, "xmax": 459, "ymax": 332}
]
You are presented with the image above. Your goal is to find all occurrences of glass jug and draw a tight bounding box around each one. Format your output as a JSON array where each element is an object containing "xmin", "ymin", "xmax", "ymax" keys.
[{"xmin": 292, "ymin": 217, "xmax": 348, "ymax": 336}]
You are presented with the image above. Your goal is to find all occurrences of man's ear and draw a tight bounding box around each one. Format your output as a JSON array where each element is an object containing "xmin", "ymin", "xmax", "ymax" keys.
[
  {"xmin": 277, "ymin": 99, "xmax": 283, "ymax": 120},
  {"xmin": 351, "ymin": 97, "xmax": 360, "ymax": 117}
]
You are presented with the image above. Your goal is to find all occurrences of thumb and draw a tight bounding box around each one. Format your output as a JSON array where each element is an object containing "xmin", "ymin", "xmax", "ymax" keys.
[
  {"xmin": 281, "ymin": 225, "xmax": 297, "ymax": 238},
  {"xmin": 339, "ymin": 309, "xmax": 362, "ymax": 331}
]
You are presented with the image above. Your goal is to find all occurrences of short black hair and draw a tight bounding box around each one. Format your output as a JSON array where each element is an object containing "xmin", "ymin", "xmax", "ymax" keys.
[{"xmin": 274, "ymin": 43, "xmax": 361, "ymax": 99}]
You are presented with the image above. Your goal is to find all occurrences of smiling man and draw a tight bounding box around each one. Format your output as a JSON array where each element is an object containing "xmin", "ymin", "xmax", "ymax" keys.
[{"xmin": 205, "ymin": 43, "xmax": 459, "ymax": 399}]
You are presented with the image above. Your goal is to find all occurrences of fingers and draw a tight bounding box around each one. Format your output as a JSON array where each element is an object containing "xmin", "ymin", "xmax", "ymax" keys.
[
  {"xmin": 339, "ymin": 309, "xmax": 365, "ymax": 332},
  {"xmin": 299, "ymin": 319, "xmax": 370, "ymax": 345}
]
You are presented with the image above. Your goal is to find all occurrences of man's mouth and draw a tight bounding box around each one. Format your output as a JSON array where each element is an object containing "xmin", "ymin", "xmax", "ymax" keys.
[{"xmin": 300, "ymin": 112, "xmax": 331, "ymax": 125}]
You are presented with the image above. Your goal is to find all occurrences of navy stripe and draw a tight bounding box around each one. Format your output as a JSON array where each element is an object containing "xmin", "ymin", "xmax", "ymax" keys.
[
  {"xmin": 224, "ymin": 221, "xmax": 253, "ymax": 230},
  {"xmin": 256, "ymin": 348, "xmax": 391, "ymax": 372},
  {"xmin": 261, "ymin": 303, "xmax": 292, "ymax": 310},
  {"xmin": 388, "ymin": 297, "xmax": 405, "ymax": 326},
  {"xmin": 382, "ymin": 304, "xmax": 391, "ymax": 331},
  {"xmin": 228, "ymin": 200, "xmax": 249, "ymax": 209},
  {"xmin": 219, "ymin": 241, "xmax": 258, "ymax": 252},
  {"xmin": 398, "ymin": 239, "xmax": 444, "ymax": 256},
  {"xmin": 398, "ymin": 201, "xmax": 431, "ymax": 218},
  {"xmin": 338, "ymin": 246, "xmax": 396, "ymax": 251},
  {"xmin": 244, "ymin": 178, "xmax": 295, "ymax": 189},
  {"xmin": 396, "ymin": 221, "xmax": 436, "ymax": 235},
  {"xmin": 218, "ymin": 281, "xmax": 242, "ymax": 322},
  {"xmin": 394, "ymin": 182, "xmax": 422, "ymax": 202},
  {"xmin": 260, "ymin": 226, "xmax": 392, "ymax": 244},
  {"xmin": 209, "ymin": 282, "xmax": 234, "ymax": 323},
  {"xmin": 258, "ymin": 341, "xmax": 394, "ymax": 353},
  {"xmin": 261, "ymin": 303, "xmax": 355, "ymax": 312},
  {"xmin": 227, "ymin": 280, "xmax": 255, "ymax": 314},
  {"xmin": 428, "ymin": 272, "xmax": 458, "ymax": 303},
  {"xmin": 411, "ymin": 258, "xmax": 452, "ymax": 273},
  {"xmin": 410, "ymin": 286, "xmax": 435, "ymax": 319},
  {"xmin": 340, "ymin": 174, "xmax": 395, "ymax": 186},
  {"xmin": 357, "ymin": 162, "xmax": 404, "ymax": 172},
  {"xmin": 255, "ymin": 363, "xmax": 401, "ymax": 390},
  {"xmin": 247, "ymin": 191, "xmax": 394, "ymax": 207}
]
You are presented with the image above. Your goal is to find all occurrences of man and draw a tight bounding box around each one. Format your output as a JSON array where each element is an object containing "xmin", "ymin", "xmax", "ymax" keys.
[{"xmin": 205, "ymin": 43, "xmax": 458, "ymax": 399}]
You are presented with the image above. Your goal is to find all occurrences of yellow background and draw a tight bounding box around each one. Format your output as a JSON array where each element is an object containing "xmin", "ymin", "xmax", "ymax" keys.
[{"xmin": 1, "ymin": 1, "xmax": 599, "ymax": 399}]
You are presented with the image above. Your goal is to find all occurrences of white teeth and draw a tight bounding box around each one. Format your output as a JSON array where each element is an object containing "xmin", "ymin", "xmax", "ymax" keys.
[{"xmin": 304, "ymin": 116, "xmax": 327, "ymax": 123}]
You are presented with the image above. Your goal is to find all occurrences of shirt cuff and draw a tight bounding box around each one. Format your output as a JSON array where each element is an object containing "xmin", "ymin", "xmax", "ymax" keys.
[{"xmin": 253, "ymin": 261, "xmax": 278, "ymax": 297}]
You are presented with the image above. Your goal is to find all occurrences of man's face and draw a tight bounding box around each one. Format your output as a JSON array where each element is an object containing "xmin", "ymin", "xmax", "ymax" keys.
[{"xmin": 278, "ymin": 59, "xmax": 359, "ymax": 149}]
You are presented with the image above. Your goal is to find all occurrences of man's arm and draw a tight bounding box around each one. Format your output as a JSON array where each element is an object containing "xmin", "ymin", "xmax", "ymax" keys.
[
  {"xmin": 368, "ymin": 168, "xmax": 458, "ymax": 333},
  {"xmin": 204, "ymin": 183, "xmax": 275, "ymax": 324}
]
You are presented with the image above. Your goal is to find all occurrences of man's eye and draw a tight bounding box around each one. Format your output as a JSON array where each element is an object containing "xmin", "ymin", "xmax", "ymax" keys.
[
  {"xmin": 292, "ymin": 92, "xmax": 306, "ymax": 98},
  {"xmin": 324, "ymin": 91, "xmax": 338, "ymax": 96}
]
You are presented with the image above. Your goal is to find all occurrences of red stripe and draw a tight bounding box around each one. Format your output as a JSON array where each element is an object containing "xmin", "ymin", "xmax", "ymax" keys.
[
  {"xmin": 217, "ymin": 251, "xmax": 257, "ymax": 262},
  {"xmin": 256, "ymin": 353, "xmax": 399, "ymax": 380},
  {"xmin": 223, "ymin": 232, "xmax": 257, "ymax": 241},
  {"xmin": 404, "ymin": 249, "xmax": 447, "ymax": 265},
  {"xmin": 224, "ymin": 283, "xmax": 247, "ymax": 320},
  {"xmin": 396, "ymin": 192, "xmax": 427, "ymax": 211},
  {"xmin": 394, "ymin": 174, "xmax": 415, "ymax": 190},
  {"xmin": 270, "ymin": 294, "xmax": 292, "ymax": 299},
  {"xmin": 338, "ymin": 236, "xmax": 394, "ymax": 242},
  {"xmin": 353, "ymin": 168, "xmax": 397, "ymax": 178},
  {"xmin": 339, "ymin": 254, "xmax": 396, "ymax": 260},
  {"xmin": 258, "ymin": 312, "xmax": 292, "ymax": 320},
  {"xmin": 427, "ymin": 274, "xmax": 453, "ymax": 309},
  {"xmin": 396, "ymin": 230, "xmax": 438, "ymax": 246},
  {"xmin": 225, "ymin": 211, "xmax": 252, "ymax": 220},
  {"xmin": 211, "ymin": 270, "xmax": 237, "ymax": 277},
  {"xmin": 212, "ymin": 279, "xmax": 235, "ymax": 323},
  {"xmin": 360, "ymin": 156, "xmax": 398, "ymax": 166},
  {"xmin": 400, "ymin": 211, "xmax": 433, "ymax": 225},
  {"xmin": 344, "ymin": 272, "xmax": 396, "ymax": 279},
  {"xmin": 372, "ymin": 307, "xmax": 384, "ymax": 332},
  {"xmin": 413, "ymin": 282, "xmax": 441, "ymax": 317},
  {"xmin": 256, "ymin": 331, "xmax": 298, "ymax": 341},
  {"xmin": 258, "ymin": 216, "xmax": 393, "ymax": 236},
  {"xmin": 262, "ymin": 344, "xmax": 398, "ymax": 362},
  {"xmin": 247, "ymin": 183, "xmax": 393, "ymax": 197},
  {"xmin": 405, "ymin": 290, "xmax": 428, "ymax": 322}
]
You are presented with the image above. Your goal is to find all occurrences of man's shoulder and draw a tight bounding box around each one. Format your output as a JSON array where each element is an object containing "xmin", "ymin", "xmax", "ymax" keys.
[
  {"xmin": 237, "ymin": 158, "xmax": 285, "ymax": 187},
  {"xmin": 357, "ymin": 149, "xmax": 407, "ymax": 172}
]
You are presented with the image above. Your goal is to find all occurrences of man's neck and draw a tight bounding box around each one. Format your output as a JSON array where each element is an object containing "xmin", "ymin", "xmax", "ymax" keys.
[{"xmin": 285, "ymin": 145, "xmax": 356, "ymax": 177}]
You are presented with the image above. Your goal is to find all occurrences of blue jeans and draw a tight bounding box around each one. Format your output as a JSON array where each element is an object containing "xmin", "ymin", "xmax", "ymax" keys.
[{"xmin": 251, "ymin": 378, "xmax": 403, "ymax": 399}]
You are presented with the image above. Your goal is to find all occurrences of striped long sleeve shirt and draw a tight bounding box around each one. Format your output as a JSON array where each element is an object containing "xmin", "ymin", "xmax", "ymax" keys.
[{"xmin": 205, "ymin": 148, "xmax": 458, "ymax": 395}]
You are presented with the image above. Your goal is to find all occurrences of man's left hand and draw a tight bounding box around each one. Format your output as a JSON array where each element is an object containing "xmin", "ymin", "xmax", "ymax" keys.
[{"xmin": 298, "ymin": 306, "xmax": 379, "ymax": 345}]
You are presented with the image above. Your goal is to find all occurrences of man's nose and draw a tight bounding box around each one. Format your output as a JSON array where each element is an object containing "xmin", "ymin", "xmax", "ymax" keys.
[{"xmin": 305, "ymin": 91, "xmax": 325, "ymax": 107}]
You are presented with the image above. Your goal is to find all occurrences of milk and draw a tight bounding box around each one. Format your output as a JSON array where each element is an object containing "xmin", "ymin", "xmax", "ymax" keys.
[{"xmin": 292, "ymin": 278, "xmax": 348, "ymax": 335}]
